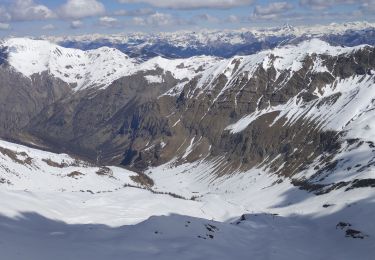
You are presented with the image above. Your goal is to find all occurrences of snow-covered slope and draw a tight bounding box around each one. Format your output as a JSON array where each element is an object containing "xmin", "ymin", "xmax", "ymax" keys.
[
  {"xmin": 0, "ymin": 139, "xmax": 374, "ymax": 259},
  {"xmin": 1, "ymin": 38, "xmax": 219, "ymax": 91},
  {"xmin": 4, "ymin": 38, "xmax": 136, "ymax": 91},
  {"xmin": 0, "ymin": 140, "xmax": 135, "ymax": 193},
  {"xmin": 0, "ymin": 139, "xmax": 231, "ymax": 225},
  {"xmin": 166, "ymin": 39, "xmax": 368, "ymax": 97}
]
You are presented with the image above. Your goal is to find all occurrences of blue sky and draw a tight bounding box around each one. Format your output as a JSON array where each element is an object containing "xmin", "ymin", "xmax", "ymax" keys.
[{"xmin": 0, "ymin": 0, "xmax": 374, "ymax": 36}]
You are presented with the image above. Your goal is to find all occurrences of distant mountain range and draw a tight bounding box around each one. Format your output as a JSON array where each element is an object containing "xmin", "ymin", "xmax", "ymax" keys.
[{"xmin": 35, "ymin": 21, "xmax": 375, "ymax": 60}]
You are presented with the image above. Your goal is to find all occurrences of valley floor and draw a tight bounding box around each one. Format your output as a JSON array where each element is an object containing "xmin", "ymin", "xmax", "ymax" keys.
[{"xmin": 0, "ymin": 140, "xmax": 374, "ymax": 259}]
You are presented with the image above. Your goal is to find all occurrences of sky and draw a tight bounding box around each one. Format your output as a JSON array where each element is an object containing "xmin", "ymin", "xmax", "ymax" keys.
[{"xmin": 0, "ymin": 0, "xmax": 374, "ymax": 37}]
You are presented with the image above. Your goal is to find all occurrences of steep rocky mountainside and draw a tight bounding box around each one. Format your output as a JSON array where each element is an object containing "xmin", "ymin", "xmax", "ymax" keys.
[{"xmin": 0, "ymin": 38, "xmax": 374, "ymax": 195}]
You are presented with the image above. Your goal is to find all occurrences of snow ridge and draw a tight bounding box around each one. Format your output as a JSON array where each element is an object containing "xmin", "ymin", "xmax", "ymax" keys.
[
  {"xmin": 2, "ymin": 38, "xmax": 219, "ymax": 91},
  {"xmin": 2, "ymin": 38, "xmax": 368, "ymax": 94},
  {"xmin": 170, "ymin": 39, "xmax": 369, "ymax": 97}
]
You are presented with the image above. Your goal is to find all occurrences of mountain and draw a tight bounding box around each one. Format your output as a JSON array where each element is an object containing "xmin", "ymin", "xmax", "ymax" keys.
[
  {"xmin": 0, "ymin": 36, "xmax": 375, "ymax": 259},
  {"xmin": 38, "ymin": 21, "xmax": 375, "ymax": 60},
  {"xmin": 2, "ymin": 38, "xmax": 374, "ymax": 174},
  {"xmin": 1, "ymin": 38, "xmax": 218, "ymax": 91}
]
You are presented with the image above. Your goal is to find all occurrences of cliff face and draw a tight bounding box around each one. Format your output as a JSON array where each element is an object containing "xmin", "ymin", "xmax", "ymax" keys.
[{"xmin": 0, "ymin": 68, "xmax": 71, "ymax": 138}]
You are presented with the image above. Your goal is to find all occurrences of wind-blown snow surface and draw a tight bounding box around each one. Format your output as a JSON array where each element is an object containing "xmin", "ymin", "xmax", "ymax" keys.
[{"xmin": 0, "ymin": 140, "xmax": 375, "ymax": 259}]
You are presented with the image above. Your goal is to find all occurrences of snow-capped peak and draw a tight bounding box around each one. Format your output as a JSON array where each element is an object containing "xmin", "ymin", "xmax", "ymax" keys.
[
  {"xmin": 41, "ymin": 21, "xmax": 375, "ymax": 48},
  {"xmin": 262, "ymin": 38, "xmax": 366, "ymax": 71},
  {"xmin": 191, "ymin": 38, "xmax": 369, "ymax": 94},
  {"xmin": 2, "ymin": 38, "xmax": 136, "ymax": 91},
  {"xmin": 1, "ymin": 38, "xmax": 220, "ymax": 92}
]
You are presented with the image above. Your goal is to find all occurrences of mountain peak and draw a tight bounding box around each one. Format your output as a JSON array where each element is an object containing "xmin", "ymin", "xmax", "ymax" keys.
[
  {"xmin": 1, "ymin": 38, "xmax": 221, "ymax": 92},
  {"xmin": 1, "ymin": 38, "xmax": 136, "ymax": 91}
]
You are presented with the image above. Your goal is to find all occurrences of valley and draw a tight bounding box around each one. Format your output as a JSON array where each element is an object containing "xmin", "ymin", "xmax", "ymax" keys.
[{"xmin": 0, "ymin": 28, "xmax": 375, "ymax": 259}]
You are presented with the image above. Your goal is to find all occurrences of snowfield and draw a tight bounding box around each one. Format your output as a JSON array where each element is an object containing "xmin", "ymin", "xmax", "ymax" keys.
[{"xmin": 0, "ymin": 139, "xmax": 375, "ymax": 259}]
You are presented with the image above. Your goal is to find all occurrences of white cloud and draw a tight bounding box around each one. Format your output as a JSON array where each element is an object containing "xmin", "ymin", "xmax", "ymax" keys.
[
  {"xmin": 0, "ymin": 23, "xmax": 10, "ymax": 30},
  {"xmin": 132, "ymin": 12, "xmax": 179, "ymax": 27},
  {"xmin": 0, "ymin": 6, "xmax": 11, "ymax": 22},
  {"xmin": 146, "ymin": 13, "xmax": 174, "ymax": 26},
  {"xmin": 132, "ymin": 17, "xmax": 146, "ymax": 26},
  {"xmin": 42, "ymin": 24, "xmax": 56, "ymax": 30},
  {"xmin": 300, "ymin": 0, "xmax": 360, "ymax": 10},
  {"xmin": 226, "ymin": 15, "xmax": 240, "ymax": 23},
  {"xmin": 114, "ymin": 8, "xmax": 155, "ymax": 16},
  {"xmin": 9, "ymin": 0, "xmax": 56, "ymax": 21},
  {"xmin": 98, "ymin": 16, "xmax": 119, "ymax": 27},
  {"xmin": 360, "ymin": 0, "xmax": 375, "ymax": 12},
  {"xmin": 118, "ymin": 0, "xmax": 255, "ymax": 9},
  {"xmin": 194, "ymin": 14, "xmax": 219, "ymax": 23},
  {"xmin": 254, "ymin": 2, "xmax": 294, "ymax": 16},
  {"xmin": 59, "ymin": 0, "xmax": 105, "ymax": 19},
  {"xmin": 70, "ymin": 20, "xmax": 83, "ymax": 29}
]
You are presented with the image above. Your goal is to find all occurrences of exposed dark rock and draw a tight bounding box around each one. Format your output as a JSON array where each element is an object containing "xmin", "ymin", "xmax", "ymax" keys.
[
  {"xmin": 345, "ymin": 229, "xmax": 368, "ymax": 239},
  {"xmin": 0, "ymin": 46, "xmax": 8, "ymax": 66},
  {"xmin": 336, "ymin": 222, "xmax": 352, "ymax": 229},
  {"xmin": 346, "ymin": 179, "xmax": 375, "ymax": 191},
  {"xmin": 67, "ymin": 171, "xmax": 84, "ymax": 179}
]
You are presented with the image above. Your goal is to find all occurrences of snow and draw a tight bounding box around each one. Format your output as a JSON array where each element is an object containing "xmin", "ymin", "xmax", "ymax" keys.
[
  {"xmin": 144, "ymin": 75, "xmax": 163, "ymax": 84},
  {"xmin": 142, "ymin": 56, "xmax": 218, "ymax": 80},
  {"xmin": 2, "ymin": 37, "xmax": 368, "ymax": 99},
  {"xmin": 225, "ymin": 105, "xmax": 273, "ymax": 133},
  {"xmin": 0, "ymin": 138, "xmax": 375, "ymax": 259},
  {"xmin": 261, "ymin": 38, "xmax": 365, "ymax": 75},
  {"xmin": 265, "ymin": 75, "xmax": 375, "ymax": 143},
  {"xmin": 4, "ymin": 38, "xmax": 136, "ymax": 91},
  {"xmin": 1, "ymin": 38, "xmax": 219, "ymax": 92},
  {"xmin": 175, "ymin": 38, "xmax": 370, "ymax": 105},
  {"xmin": 43, "ymin": 21, "xmax": 375, "ymax": 49},
  {"xmin": 182, "ymin": 136, "xmax": 195, "ymax": 159},
  {"xmin": 1, "ymin": 210, "xmax": 374, "ymax": 260},
  {"xmin": 224, "ymin": 42, "xmax": 372, "ymax": 135}
]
